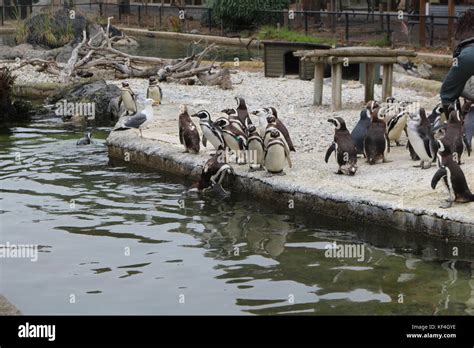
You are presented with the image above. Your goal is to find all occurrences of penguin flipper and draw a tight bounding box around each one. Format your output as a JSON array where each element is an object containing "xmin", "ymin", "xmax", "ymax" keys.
[
  {"xmin": 202, "ymin": 135, "xmax": 207, "ymax": 147},
  {"xmin": 325, "ymin": 143, "xmax": 336, "ymax": 163},
  {"xmin": 179, "ymin": 127, "xmax": 184, "ymax": 145},
  {"xmin": 431, "ymin": 167, "xmax": 447, "ymax": 189},
  {"xmin": 285, "ymin": 146, "xmax": 292, "ymax": 168}
]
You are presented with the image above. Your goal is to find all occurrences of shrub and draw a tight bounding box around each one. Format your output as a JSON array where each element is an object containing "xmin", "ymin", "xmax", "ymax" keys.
[{"xmin": 207, "ymin": 0, "xmax": 289, "ymax": 30}]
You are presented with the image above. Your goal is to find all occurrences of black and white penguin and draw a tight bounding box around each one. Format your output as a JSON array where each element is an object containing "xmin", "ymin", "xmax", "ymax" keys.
[
  {"xmin": 263, "ymin": 115, "xmax": 291, "ymax": 152},
  {"xmin": 325, "ymin": 117, "xmax": 358, "ymax": 175},
  {"xmin": 431, "ymin": 139, "xmax": 474, "ymax": 208},
  {"xmin": 363, "ymin": 109, "xmax": 390, "ymax": 165},
  {"xmin": 407, "ymin": 108, "xmax": 437, "ymax": 169},
  {"xmin": 147, "ymin": 77, "xmax": 162, "ymax": 106},
  {"xmin": 76, "ymin": 132, "xmax": 92, "ymax": 145},
  {"xmin": 428, "ymin": 103, "xmax": 445, "ymax": 133},
  {"xmin": 246, "ymin": 124, "xmax": 265, "ymax": 171},
  {"xmin": 379, "ymin": 97, "xmax": 400, "ymax": 124},
  {"xmin": 386, "ymin": 110, "xmax": 408, "ymax": 146},
  {"xmin": 191, "ymin": 110, "xmax": 225, "ymax": 151},
  {"xmin": 118, "ymin": 82, "xmax": 137, "ymax": 116},
  {"xmin": 264, "ymin": 107, "xmax": 295, "ymax": 152},
  {"xmin": 235, "ymin": 97, "xmax": 252, "ymax": 128},
  {"xmin": 214, "ymin": 118, "xmax": 247, "ymax": 164},
  {"xmin": 114, "ymin": 98, "xmax": 154, "ymax": 137},
  {"xmin": 221, "ymin": 108, "xmax": 246, "ymax": 134},
  {"xmin": 178, "ymin": 104, "xmax": 200, "ymax": 154},
  {"xmin": 443, "ymin": 110, "xmax": 467, "ymax": 164},
  {"xmin": 264, "ymin": 129, "xmax": 292, "ymax": 175},
  {"xmin": 351, "ymin": 101, "xmax": 375, "ymax": 155},
  {"xmin": 197, "ymin": 149, "xmax": 235, "ymax": 195},
  {"xmin": 251, "ymin": 108, "xmax": 270, "ymax": 138}
]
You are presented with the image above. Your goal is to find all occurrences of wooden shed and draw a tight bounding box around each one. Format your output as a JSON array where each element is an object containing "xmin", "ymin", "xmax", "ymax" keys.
[{"xmin": 263, "ymin": 41, "xmax": 332, "ymax": 80}]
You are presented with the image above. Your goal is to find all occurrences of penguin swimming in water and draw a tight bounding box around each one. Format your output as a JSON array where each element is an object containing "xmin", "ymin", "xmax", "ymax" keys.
[
  {"xmin": 443, "ymin": 110, "xmax": 468, "ymax": 164},
  {"xmin": 264, "ymin": 107, "xmax": 295, "ymax": 152},
  {"xmin": 118, "ymin": 82, "xmax": 137, "ymax": 116},
  {"xmin": 147, "ymin": 77, "xmax": 162, "ymax": 106},
  {"xmin": 407, "ymin": 108, "xmax": 438, "ymax": 169},
  {"xmin": 325, "ymin": 117, "xmax": 358, "ymax": 175},
  {"xmin": 114, "ymin": 98, "xmax": 155, "ymax": 137},
  {"xmin": 192, "ymin": 110, "xmax": 225, "ymax": 152},
  {"xmin": 246, "ymin": 124, "xmax": 265, "ymax": 171},
  {"xmin": 178, "ymin": 104, "xmax": 200, "ymax": 154},
  {"xmin": 431, "ymin": 139, "xmax": 474, "ymax": 208},
  {"xmin": 264, "ymin": 129, "xmax": 292, "ymax": 175},
  {"xmin": 197, "ymin": 149, "xmax": 235, "ymax": 196},
  {"xmin": 214, "ymin": 118, "xmax": 247, "ymax": 164},
  {"xmin": 364, "ymin": 108, "xmax": 390, "ymax": 165},
  {"xmin": 351, "ymin": 101, "xmax": 376, "ymax": 155},
  {"xmin": 76, "ymin": 132, "xmax": 92, "ymax": 145}
]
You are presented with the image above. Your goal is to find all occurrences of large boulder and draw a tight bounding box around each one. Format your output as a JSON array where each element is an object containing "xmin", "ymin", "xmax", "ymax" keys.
[
  {"xmin": 46, "ymin": 80, "xmax": 122, "ymax": 126},
  {"xmin": 23, "ymin": 8, "xmax": 87, "ymax": 48}
]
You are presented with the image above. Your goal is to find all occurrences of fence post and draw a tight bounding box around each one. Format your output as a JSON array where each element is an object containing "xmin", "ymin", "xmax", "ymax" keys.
[
  {"xmin": 386, "ymin": 13, "xmax": 391, "ymax": 43},
  {"xmin": 208, "ymin": 8, "xmax": 212, "ymax": 33},
  {"xmin": 345, "ymin": 12, "xmax": 349, "ymax": 42},
  {"xmin": 1, "ymin": 5, "xmax": 4, "ymax": 27},
  {"xmin": 138, "ymin": 5, "xmax": 141, "ymax": 26},
  {"xmin": 118, "ymin": 3, "xmax": 122, "ymax": 21},
  {"xmin": 379, "ymin": 4, "xmax": 384, "ymax": 31},
  {"xmin": 159, "ymin": 5, "xmax": 162, "ymax": 29},
  {"xmin": 429, "ymin": 14, "xmax": 434, "ymax": 46},
  {"xmin": 99, "ymin": 2, "xmax": 102, "ymax": 17},
  {"xmin": 304, "ymin": 11, "xmax": 308, "ymax": 36}
]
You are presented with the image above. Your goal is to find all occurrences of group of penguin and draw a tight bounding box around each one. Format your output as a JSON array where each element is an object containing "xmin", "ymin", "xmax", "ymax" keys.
[
  {"xmin": 325, "ymin": 97, "xmax": 474, "ymax": 208},
  {"xmin": 178, "ymin": 97, "xmax": 296, "ymax": 194}
]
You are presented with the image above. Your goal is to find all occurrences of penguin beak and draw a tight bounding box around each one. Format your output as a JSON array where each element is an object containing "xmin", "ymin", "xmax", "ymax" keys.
[
  {"xmin": 191, "ymin": 113, "xmax": 198, "ymax": 118},
  {"xmin": 327, "ymin": 119, "xmax": 337, "ymax": 126}
]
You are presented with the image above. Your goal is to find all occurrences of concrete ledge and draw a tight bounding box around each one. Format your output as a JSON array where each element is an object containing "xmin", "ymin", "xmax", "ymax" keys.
[
  {"xmin": 0, "ymin": 295, "xmax": 21, "ymax": 315},
  {"xmin": 107, "ymin": 131, "xmax": 474, "ymax": 243}
]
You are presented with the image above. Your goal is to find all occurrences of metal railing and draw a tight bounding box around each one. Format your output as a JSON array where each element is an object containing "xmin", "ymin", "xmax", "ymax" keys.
[{"xmin": 0, "ymin": 3, "xmax": 467, "ymax": 47}]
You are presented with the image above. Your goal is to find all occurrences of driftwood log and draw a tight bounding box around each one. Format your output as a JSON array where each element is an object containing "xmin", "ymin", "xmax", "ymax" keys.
[{"xmin": 5, "ymin": 17, "xmax": 233, "ymax": 89}]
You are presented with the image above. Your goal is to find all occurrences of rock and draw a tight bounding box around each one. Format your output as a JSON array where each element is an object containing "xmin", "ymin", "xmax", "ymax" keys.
[
  {"xmin": 414, "ymin": 62, "xmax": 432, "ymax": 79},
  {"xmin": 46, "ymin": 80, "xmax": 122, "ymax": 126},
  {"xmin": 114, "ymin": 37, "xmax": 139, "ymax": 48},
  {"xmin": 24, "ymin": 9, "xmax": 87, "ymax": 48},
  {"xmin": 190, "ymin": 29, "xmax": 200, "ymax": 34}
]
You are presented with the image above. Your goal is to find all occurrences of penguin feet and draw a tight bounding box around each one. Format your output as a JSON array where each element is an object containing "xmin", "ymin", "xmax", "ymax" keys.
[
  {"xmin": 395, "ymin": 141, "xmax": 404, "ymax": 147},
  {"xmin": 440, "ymin": 200, "xmax": 453, "ymax": 209},
  {"xmin": 383, "ymin": 158, "xmax": 393, "ymax": 163},
  {"xmin": 335, "ymin": 170, "xmax": 344, "ymax": 175}
]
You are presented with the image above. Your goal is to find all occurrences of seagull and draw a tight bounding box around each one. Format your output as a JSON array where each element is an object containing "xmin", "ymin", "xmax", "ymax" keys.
[{"xmin": 114, "ymin": 99, "xmax": 155, "ymax": 137}]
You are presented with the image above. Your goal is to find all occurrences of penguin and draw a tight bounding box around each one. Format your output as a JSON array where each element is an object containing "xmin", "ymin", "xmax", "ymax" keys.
[
  {"xmin": 325, "ymin": 117, "xmax": 358, "ymax": 176},
  {"xmin": 407, "ymin": 108, "xmax": 438, "ymax": 169},
  {"xmin": 264, "ymin": 107, "xmax": 296, "ymax": 152},
  {"xmin": 197, "ymin": 149, "xmax": 235, "ymax": 195},
  {"xmin": 351, "ymin": 102, "xmax": 375, "ymax": 155},
  {"xmin": 114, "ymin": 98, "xmax": 154, "ymax": 137},
  {"xmin": 462, "ymin": 100, "xmax": 474, "ymax": 153},
  {"xmin": 379, "ymin": 97, "xmax": 401, "ymax": 124},
  {"xmin": 443, "ymin": 110, "xmax": 467, "ymax": 164},
  {"xmin": 264, "ymin": 129, "xmax": 292, "ymax": 175},
  {"xmin": 214, "ymin": 118, "xmax": 247, "ymax": 164},
  {"xmin": 178, "ymin": 104, "xmax": 200, "ymax": 154},
  {"xmin": 386, "ymin": 110, "xmax": 408, "ymax": 146},
  {"xmin": 235, "ymin": 97, "xmax": 252, "ymax": 128},
  {"xmin": 146, "ymin": 77, "xmax": 162, "ymax": 106},
  {"xmin": 191, "ymin": 110, "xmax": 225, "ymax": 151},
  {"xmin": 428, "ymin": 103, "xmax": 445, "ymax": 132},
  {"xmin": 246, "ymin": 124, "xmax": 265, "ymax": 171},
  {"xmin": 431, "ymin": 139, "xmax": 474, "ymax": 208},
  {"xmin": 263, "ymin": 115, "xmax": 292, "ymax": 152},
  {"xmin": 118, "ymin": 82, "xmax": 137, "ymax": 116},
  {"xmin": 220, "ymin": 108, "xmax": 246, "ymax": 134},
  {"xmin": 76, "ymin": 132, "xmax": 92, "ymax": 146},
  {"xmin": 363, "ymin": 109, "xmax": 390, "ymax": 165},
  {"xmin": 251, "ymin": 108, "xmax": 270, "ymax": 138}
]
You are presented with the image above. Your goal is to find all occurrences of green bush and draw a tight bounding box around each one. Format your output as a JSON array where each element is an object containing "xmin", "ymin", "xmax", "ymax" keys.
[{"xmin": 208, "ymin": 0, "xmax": 289, "ymax": 30}]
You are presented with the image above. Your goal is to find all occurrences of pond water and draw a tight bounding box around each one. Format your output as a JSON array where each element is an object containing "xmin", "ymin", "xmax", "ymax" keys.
[{"xmin": 1, "ymin": 115, "xmax": 474, "ymax": 315}]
